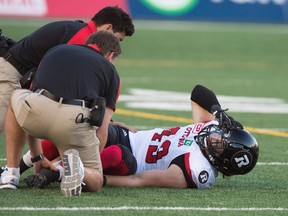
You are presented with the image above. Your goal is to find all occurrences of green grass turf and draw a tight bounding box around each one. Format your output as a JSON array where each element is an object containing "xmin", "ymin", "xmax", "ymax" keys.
[{"xmin": 0, "ymin": 19, "xmax": 287, "ymax": 216}]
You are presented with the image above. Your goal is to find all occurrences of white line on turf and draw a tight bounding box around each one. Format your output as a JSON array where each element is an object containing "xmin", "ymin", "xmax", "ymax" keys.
[
  {"xmin": 0, "ymin": 206, "xmax": 287, "ymax": 211},
  {"xmin": 257, "ymin": 162, "xmax": 288, "ymax": 166}
]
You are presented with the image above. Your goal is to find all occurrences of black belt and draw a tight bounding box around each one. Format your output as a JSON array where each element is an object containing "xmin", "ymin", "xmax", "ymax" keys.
[
  {"xmin": 0, "ymin": 48, "xmax": 28, "ymax": 75},
  {"xmin": 35, "ymin": 89, "xmax": 92, "ymax": 108}
]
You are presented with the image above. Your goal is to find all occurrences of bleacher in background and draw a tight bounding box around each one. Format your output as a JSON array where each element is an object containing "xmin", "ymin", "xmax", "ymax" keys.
[{"xmin": 0, "ymin": 0, "xmax": 287, "ymax": 23}]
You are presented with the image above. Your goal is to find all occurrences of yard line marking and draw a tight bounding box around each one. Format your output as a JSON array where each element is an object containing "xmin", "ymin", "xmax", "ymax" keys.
[
  {"xmin": 116, "ymin": 108, "xmax": 288, "ymax": 138},
  {"xmin": 257, "ymin": 162, "xmax": 288, "ymax": 166},
  {"xmin": 119, "ymin": 88, "xmax": 288, "ymax": 114},
  {"xmin": 0, "ymin": 206, "xmax": 287, "ymax": 211}
]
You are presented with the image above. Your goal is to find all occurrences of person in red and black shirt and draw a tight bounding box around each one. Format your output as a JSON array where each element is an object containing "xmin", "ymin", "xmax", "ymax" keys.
[
  {"xmin": 0, "ymin": 31, "xmax": 122, "ymax": 195},
  {"xmin": 0, "ymin": 5, "xmax": 135, "ymax": 134}
]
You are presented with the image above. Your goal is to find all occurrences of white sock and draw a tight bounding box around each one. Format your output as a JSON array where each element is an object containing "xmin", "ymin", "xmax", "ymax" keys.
[
  {"xmin": 53, "ymin": 160, "xmax": 64, "ymax": 181},
  {"xmin": 22, "ymin": 150, "xmax": 33, "ymax": 167},
  {"xmin": 4, "ymin": 166, "xmax": 20, "ymax": 178}
]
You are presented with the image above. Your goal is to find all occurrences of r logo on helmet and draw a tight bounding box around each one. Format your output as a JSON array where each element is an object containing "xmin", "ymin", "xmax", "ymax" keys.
[{"xmin": 231, "ymin": 151, "xmax": 253, "ymax": 170}]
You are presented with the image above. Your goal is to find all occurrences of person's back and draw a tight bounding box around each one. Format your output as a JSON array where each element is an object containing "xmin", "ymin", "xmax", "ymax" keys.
[
  {"xmin": 32, "ymin": 44, "xmax": 119, "ymax": 104},
  {"xmin": 9, "ymin": 21, "xmax": 87, "ymax": 74}
]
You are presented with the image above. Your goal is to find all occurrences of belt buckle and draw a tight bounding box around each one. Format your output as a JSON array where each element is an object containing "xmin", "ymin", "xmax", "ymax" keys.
[
  {"xmin": 36, "ymin": 89, "xmax": 45, "ymax": 96},
  {"xmin": 76, "ymin": 99, "xmax": 85, "ymax": 108},
  {"xmin": 76, "ymin": 99, "xmax": 88, "ymax": 108}
]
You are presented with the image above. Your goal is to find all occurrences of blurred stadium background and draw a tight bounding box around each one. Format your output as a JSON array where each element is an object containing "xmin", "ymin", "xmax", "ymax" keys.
[
  {"xmin": 0, "ymin": 1, "xmax": 288, "ymax": 216},
  {"xmin": 1, "ymin": 0, "xmax": 288, "ymax": 23}
]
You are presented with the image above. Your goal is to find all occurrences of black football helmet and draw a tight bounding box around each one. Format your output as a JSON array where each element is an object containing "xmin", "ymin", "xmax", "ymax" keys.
[{"xmin": 195, "ymin": 125, "xmax": 259, "ymax": 176}]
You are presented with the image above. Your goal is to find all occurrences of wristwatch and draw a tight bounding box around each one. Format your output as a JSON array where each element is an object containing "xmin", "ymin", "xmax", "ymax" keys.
[{"xmin": 31, "ymin": 154, "xmax": 45, "ymax": 163}]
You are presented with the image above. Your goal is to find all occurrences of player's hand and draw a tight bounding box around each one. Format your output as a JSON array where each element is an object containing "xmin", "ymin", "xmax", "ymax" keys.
[
  {"xmin": 211, "ymin": 105, "xmax": 243, "ymax": 131},
  {"xmin": 110, "ymin": 121, "xmax": 137, "ymax": 133}
]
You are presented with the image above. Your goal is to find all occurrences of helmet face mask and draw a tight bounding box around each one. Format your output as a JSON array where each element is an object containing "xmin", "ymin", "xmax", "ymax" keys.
[
  {"xmin": 196, "ymin": 125, "xmax": 259, "ymax": 176},
  {"xmin": 205, "ymin": 128, "xmax": 225, "ymax": 156}
]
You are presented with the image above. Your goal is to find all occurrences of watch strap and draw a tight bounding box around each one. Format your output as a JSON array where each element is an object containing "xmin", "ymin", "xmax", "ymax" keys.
[{"xmin": 31, "ymin": 154, "xmax": 44, "ymax": 163}]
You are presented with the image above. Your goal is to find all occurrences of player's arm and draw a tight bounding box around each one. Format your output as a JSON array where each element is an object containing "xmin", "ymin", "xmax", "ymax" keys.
[
  {"xmin": 110, "ymin": 121, "xmax": 137, "ymax": 133},
  {"xmin": 190, "ymin": 85, "xmax": 219, "ymax": 123},
  {"xmin": 191, "ymin": 101, "xmax": 214, "ymax": 123},
  {"xmin": 27, "ymin": 135, "xmax": 58, "ymax": 172},
  {"xmin": 190, "ymin": 84, "xmax": 243, "ymax": 130},
  {"xmin": 105, "ymin": 164, "xmax": 187, "ymax": 188}
]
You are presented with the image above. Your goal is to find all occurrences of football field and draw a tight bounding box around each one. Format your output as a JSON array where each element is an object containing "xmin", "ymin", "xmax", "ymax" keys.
[{"xmin": 0, "ymin": 19, "xmax": 288, "ymax": 216}]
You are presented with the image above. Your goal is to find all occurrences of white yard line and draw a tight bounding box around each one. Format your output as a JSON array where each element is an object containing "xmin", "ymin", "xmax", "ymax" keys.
[{"xmin": 0, "ymin": 206, "xmax": 287, "ymax": 211}]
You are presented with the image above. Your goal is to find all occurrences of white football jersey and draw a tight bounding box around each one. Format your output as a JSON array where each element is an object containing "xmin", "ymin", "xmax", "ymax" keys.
[{"xmin": 129, "ymin": 120, "xmax": 219, "ymax": 188}]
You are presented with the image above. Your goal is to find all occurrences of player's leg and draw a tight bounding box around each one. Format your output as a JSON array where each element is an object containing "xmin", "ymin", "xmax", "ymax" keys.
[{"xmin": 101, "ymin": 144, "xmax": 137, "ymax": 175}]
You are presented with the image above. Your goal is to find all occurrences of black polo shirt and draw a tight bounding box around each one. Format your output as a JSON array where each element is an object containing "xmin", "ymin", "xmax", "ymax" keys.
[
  {"xmin": 9, "ymin": 20, "xmax": 97, "ymax": 75},
  {"xmin": 32, "ymin": 44, "xmax": 120, "ymax": 111}
]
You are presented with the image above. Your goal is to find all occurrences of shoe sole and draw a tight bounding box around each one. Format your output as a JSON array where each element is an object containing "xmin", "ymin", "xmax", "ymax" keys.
[
  {"xmin": 0, "ymin": 183, "xmax": 17, "ymax": 189},
  {"xmin": 60, "ymin": 149, "xmax": 83, "ymax": 196}
]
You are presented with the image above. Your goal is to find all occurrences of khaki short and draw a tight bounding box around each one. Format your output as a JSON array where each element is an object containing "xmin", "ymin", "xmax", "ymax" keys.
[
  {"xmin": 11, "ymin": 89, "xmax": 102, "ymax": 173},
  {"xmin": 0, "ymin": 57, "xmax": 21, "ymax": 133}
]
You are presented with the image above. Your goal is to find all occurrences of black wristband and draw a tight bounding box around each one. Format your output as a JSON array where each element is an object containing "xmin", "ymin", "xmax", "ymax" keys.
[
  {"xmin": 31, "ymin": 154, "xmax": 44, "ymax": 163},
  {"xmin": 102, "ymin": 175, "xmax": 107, "ymax": 187}
]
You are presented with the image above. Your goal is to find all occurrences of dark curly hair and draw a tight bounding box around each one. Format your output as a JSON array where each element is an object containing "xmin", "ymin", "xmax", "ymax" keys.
[{"xmin": 91, "ymin": 6, "xmax": 135, "ymax": 37}]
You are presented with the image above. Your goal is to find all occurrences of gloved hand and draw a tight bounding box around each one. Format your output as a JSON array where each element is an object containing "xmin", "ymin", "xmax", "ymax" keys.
[{"xmin": 210, "ymin": 105, "xmax": 243, "ymax": 132}]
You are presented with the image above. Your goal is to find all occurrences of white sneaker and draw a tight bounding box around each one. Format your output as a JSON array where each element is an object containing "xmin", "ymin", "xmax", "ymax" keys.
[
  {"xmin": 60, "ymin": 149, "xmax": 84, "ymax": 196},
  {"xmin": 0, "ymin": 166, "xmax": 5, "ymax": 177},
  {"xmin": 0, "ymin": 167, "xmax": 20, "ymax": 189}
]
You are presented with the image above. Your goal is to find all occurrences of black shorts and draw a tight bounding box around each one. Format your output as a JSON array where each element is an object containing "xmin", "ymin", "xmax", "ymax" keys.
[{"xmin": 106, "ymin": 124, "xmax": 132, "ymax": 152}]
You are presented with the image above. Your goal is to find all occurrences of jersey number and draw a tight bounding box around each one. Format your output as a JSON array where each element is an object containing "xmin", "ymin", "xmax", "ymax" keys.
[{"xmin": 145, "ymin": 127, "xmax": 180, "ymax": 163}]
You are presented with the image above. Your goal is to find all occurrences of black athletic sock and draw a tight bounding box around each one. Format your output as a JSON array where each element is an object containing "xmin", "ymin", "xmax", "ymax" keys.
[{"xmin": 19, "ymin": 159, "xmax": 31, "ymax": 174}]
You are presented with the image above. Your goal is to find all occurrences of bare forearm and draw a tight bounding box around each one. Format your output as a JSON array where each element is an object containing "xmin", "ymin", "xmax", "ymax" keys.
[
  {"xmin": 106, "ymin": 167, "xmax": 187, "ymax": 188},
  {"xmin": 27, "ymin": 136, "xmax": 43, "ymax": 157},
  {"xmin": 106, "ymin": 174, "xmax": 141, "ymax": 187}
]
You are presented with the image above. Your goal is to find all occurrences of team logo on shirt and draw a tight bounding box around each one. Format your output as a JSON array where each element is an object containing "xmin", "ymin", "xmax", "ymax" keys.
[
  {"xmin": 198, "ymin": 170, "xmax": 209, "ymax": 184},
  {"xmin": 121, "ymin": 128, "xmax": 128, "ymax": 137},
  {"xmin": 184, "ymin": 139, "xmax": 193, "ymax": 146}
]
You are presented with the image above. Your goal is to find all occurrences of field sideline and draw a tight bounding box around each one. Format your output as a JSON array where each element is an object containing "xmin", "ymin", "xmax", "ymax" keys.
[{"xmin": 0, "ymin": 19, "xmax": 287, "ymax": 216}]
